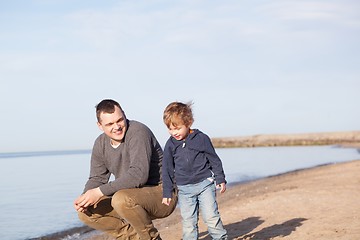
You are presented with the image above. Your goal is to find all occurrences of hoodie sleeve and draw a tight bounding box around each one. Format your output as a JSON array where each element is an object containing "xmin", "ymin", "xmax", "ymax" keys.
[
  {"xmin": 162, "ymin": 140, "xmax": 176, "ymax": 198},
  {"xmin": 202, "ymin": 133, "xmax": 227, "ymax": 185}
]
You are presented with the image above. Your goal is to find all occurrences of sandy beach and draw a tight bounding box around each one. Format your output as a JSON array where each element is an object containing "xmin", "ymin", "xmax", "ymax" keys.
[{"xmin": 82, "ymin": 159, "xmax": 360, "ymax": 240}]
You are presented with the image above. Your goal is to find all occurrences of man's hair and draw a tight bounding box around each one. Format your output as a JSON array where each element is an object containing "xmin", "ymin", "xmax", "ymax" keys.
[
  {"xmin": 95, "ymin": 99, "xmax": 123, "ymax": 123},
  {"xmin": 163, "ymin": 101, "xmax": 194, "ymax": 128}
]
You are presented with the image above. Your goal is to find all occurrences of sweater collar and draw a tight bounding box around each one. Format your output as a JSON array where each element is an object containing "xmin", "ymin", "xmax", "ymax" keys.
[{"xmin": 170, "ymin": 129, "xmax": 200, "ymax": 145}]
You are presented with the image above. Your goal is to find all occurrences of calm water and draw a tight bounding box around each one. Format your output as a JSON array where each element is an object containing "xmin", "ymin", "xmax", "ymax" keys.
[{"xmin": 0, "ymin": 146, "xmax": 358, "ymax": 240}]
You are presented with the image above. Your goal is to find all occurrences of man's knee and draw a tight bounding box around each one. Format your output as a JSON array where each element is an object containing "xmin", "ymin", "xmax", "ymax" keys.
[
  {"xmin": 112, "ymin": 190, "xmax": 135, "ymax": 211},
  {"xmin": 78, "ymin": 211, "xmax": 92, "ymax": 225}
]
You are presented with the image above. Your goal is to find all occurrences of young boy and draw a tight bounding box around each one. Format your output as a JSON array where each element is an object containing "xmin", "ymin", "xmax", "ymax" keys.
[{"xmin": 161, "ymin": 101, "xmax": 228, "ymax": 240}]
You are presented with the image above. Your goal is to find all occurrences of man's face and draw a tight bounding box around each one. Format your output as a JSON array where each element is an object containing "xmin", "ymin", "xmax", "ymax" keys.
[{"xmin": 97, "ymin": 106, "xmax": 127, "ymax": 145}]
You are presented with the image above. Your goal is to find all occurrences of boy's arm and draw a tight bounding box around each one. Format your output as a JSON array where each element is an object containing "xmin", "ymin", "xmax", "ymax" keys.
[
  {"xmin": 203, "ymin": 134, "xmax": 227, "ymax": 185},
  {"xmin": 162, "ymin": 142, "xmax": 176, "ymax": 199}
]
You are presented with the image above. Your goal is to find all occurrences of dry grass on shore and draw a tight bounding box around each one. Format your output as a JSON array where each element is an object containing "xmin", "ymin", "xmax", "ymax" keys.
[{"xmin": 211, "ymin": 131, "xmax": 360, "ymax": 148}]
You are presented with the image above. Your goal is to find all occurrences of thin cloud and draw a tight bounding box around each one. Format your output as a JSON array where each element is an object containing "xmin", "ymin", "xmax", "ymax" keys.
[{"xmin": 260, "ymin": 1, "xmax": 360, "ymax": 26}]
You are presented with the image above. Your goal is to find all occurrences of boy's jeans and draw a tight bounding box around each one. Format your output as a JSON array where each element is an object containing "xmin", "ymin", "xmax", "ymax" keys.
[
  {"xmin": 178, "ymin": 178, "xmax": 227, "ymax": 240},
  {"xmin": 78, "ymin": 184, "xmax": 177, "ymax": 240}
]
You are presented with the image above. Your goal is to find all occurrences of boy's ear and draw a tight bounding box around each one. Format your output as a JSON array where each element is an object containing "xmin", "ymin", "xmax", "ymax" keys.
[{"xmin": 190, "ymin": 120, "xmax": 194, "ymax": 127}]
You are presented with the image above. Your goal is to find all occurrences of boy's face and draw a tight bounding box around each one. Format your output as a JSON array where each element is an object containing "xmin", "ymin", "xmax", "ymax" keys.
[
  {"xmin": 97, "ymin": 105, "xmax": 127, "ymax": 145},
  {"xmin": 168, "ymin": 123, "xmax": 190, "ymax": 141}
]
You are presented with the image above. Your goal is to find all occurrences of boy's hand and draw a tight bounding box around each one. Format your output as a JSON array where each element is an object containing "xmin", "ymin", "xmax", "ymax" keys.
[
  {"xmin": 162, "ymin": 197, "xmax": 172, "ymax": 206},
  {"xmin": 217, "ymin": 182, "xmax": 226, "ymax": 193}
]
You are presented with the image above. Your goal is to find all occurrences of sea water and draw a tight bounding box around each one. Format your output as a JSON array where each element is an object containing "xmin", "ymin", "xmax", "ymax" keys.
[
  {"xmin": 0, "ymin": 151, "xmax": 91, "ymax": 240},
  {"xmin": 0, "ymin": 146, "xmax": 358, "ymax": 240}
]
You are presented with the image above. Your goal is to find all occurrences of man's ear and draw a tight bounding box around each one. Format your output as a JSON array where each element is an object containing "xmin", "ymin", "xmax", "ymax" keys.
[{"xmin": 97, "ymin": 122, "xmax": 104, "ymax": 131}]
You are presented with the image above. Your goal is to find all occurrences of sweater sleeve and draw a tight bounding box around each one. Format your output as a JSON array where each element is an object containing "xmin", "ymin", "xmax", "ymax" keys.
[
  {"xmin": 162, "ymin": 140, "xmax": 176, "ymax": 198},
  {"xmin": 203, "ymin": 134, "xmax": 227, "ymax": 185},
  {"xmin": 83, "ymin": 136, "xmax": 111, "ymax": 193}
]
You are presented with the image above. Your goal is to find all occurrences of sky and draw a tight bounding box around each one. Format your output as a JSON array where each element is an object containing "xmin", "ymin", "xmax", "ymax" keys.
[{"xmin": 0, "ymin": 0, "xmax": 359, "ymax": 153}]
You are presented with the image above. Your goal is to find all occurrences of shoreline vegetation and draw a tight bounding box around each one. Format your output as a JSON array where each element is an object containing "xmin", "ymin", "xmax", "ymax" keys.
[{"xmin": 211, "ymin": 130, "xmax": 360, "ymax": 148}]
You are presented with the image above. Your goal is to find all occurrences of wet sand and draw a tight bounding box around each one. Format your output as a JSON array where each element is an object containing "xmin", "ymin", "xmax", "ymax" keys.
[{"xmin": 83, "ymin": 159, "xmax": 360, "ymax": 240}]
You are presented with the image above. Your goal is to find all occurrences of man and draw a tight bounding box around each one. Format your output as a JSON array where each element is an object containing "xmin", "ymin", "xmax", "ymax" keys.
[{"xmin": 74, "ymin": 99, "xmax": 177, "ymax": 240}]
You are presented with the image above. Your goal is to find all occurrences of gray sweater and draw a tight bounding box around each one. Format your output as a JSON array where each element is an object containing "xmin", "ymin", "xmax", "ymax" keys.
[{"xmin": 83, "ymin": 120, "xmax": 163, "ymax": 196}]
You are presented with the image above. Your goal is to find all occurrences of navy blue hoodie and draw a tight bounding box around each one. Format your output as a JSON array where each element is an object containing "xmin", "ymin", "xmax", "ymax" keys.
[{"xmin": 162, "ymin": 129, "xmax": 226, "ymax": 198}]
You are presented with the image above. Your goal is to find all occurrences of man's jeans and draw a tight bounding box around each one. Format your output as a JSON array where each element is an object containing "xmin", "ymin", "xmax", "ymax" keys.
[
  {"xmin": 178, "ymin": 178, "xmax": 227, "ymax": 240},
  {"xmin": 78, "ymin": 184, "xmax": 177, "ymax": 240}
]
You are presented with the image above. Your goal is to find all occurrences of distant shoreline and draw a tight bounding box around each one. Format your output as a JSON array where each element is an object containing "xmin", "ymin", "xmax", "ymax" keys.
[
  {"xmin": 1, "ymin": 131, "xmax": 359, "ymax": 155},
  {"xmin": 211, "ymin": 130, "xmax": 360, "ymax": 148},
  {"xmin": 0, "ymin": 149, "xmax": 91, "ymax": 158}
]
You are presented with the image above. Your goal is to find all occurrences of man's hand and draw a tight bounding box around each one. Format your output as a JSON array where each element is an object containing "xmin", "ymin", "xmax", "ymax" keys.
[
  {"xmin": 162, "ymin": 197, "xmax": 172, "ymax": 206},
  {"xmin": 74, "ymin": 187, "xmax": 104, "ymax": 212}
]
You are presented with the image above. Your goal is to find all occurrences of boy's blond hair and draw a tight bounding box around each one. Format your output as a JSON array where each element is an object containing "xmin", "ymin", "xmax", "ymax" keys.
[{"xmin": 163, "ymin": 102, "xmax": 194, "ymax": 128}]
